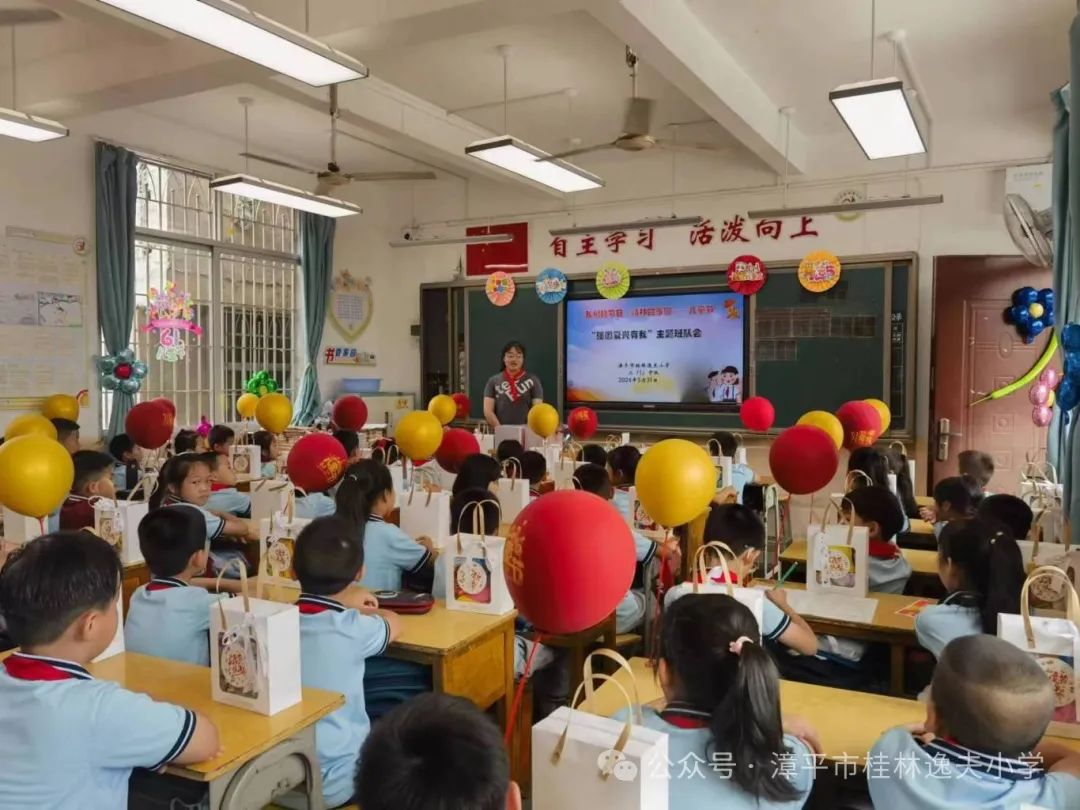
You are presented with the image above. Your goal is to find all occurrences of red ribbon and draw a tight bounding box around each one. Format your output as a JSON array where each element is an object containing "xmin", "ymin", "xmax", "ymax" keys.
[{"xmin": 503, "ymin": 369, "xmax": 525, "ymax": 403}]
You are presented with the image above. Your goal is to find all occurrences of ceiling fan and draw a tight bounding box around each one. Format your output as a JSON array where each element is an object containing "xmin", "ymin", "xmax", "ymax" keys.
[
  {"xmin": 537, "ymin": 47, "xmax": 730, "ymax": 163},
  {"xmin": 241, "ymin": 85, "xmax": 436, "ymax": 195}
]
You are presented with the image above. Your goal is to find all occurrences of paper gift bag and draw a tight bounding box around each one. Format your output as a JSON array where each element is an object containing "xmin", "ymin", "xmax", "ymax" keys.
[
  {"xmin": 626, "ymin": 487, "xmax": 659, "ymax": 533},
  {"xmin": 807, "ymin": 500, "xmax": 870, "ymax": 599},
  {"xmin": 533, "ymin": 650, "xmax": 668, "ymax": 810},
  {"xmin": 400, "ymin": 476, "xmax": 452, "ymax": 550},
  {"xmin": 92, "ymin": 484, "xmax": 150, "ymax": 565},
  {"xmin": 388, "ymin": 461, "xmax": 406, "ymax": 497},
  {"xmin": 92, "ymin": 596, "xmax": 125, "ymax": 663},
  {"xmin": 1021, "ymin": 461, "xmax": 1064, "ymax": 503},
  {"xmin": 888, "ymin": 441, "xmax": 916, "ymax": 491},
  {"xmin": 444, "ymin": 498, "xmax": 514, "ymax": 615},
  {"xmin": 230, "ymin": 444, "xmax": 262, "ymax": 478},
  {"xmin": 496, "ymin": 458, "xmax": 531, "ymax": 522},
  {"xmin": 211, "ymin": 562, "xmax": 302, "ymax": 716},
  {"xmin": 1, "ymin": 508, "xmax": 46, "ymax": 545},
  {"xmin": 249, "ymin": 479, "xmax": 292, "ymax": 525},
  {"xmin": 257, "ymin": 490, "xmax": 312, "ymax": 595},
  {"xmin": 495, "ymin": 425, "xmax": 525, "ymax": 450},
  {"xmin": 1023, "ymin": 530, "xmax": 1080, "ymax": 612},
  {"xmin": 662, "ymin": 542, "xmax": 765, "ymax": 636},
  {"xmin": 548, "ymin": 442, "xmax": 581, "ymax": 490},
  {"xmin": 998, "ymin": 565, "xmax": 1080, "ymax": 738},
  {"xmin": 474, "ymin": 427, "xmax": 494, "ymax": 455}
]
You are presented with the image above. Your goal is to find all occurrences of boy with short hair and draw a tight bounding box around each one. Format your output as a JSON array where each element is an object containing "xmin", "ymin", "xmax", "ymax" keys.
[
  {"xmin": 519, "ymin": 450, "xmax": 548, "ymax": 497},
  {"xmin": 495, "ymin": 439, "xmax": 523, "ymax": 464},
  {"xmin": 869, "ymin": 634, "xmax": 1080, "ymax": 808},
  {"xmin": 0, "ymin": 531, "xmax": 219, "ymax": 808},
  {"xmin": 60, "ymin": 450, "xmax": 117, "ymax": 531},
  {"xmin": 293, "ymin": 516, "xmax": 402, "ymax": 808},
  {"xmin": 108, "ymin": 432, "xmax": 139, "ymax": 492},
  {"xmin": 51, "ymin": 418, "xmax": 80, "ymax": 454},
  {"xmin": 203, "ymin": 451, "xmax": 252, "ymax": 518},
  {"xmin": 958, "ymin": 449, "xmax": 995, "ymax": 496},
  {"xmin": 207, "ymin": 424, "xmax": 235, "ymax": 456},
  {"xmin": 173, "ymin": 429, "xmax": 198, "ymax": 455},
  {"xmin": 355, "ymin": 692, "xmax": 522, "ymax": 810}
]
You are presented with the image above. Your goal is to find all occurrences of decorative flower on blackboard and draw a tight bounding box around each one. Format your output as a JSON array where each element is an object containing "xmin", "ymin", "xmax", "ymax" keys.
[
  {"xmin": 245, "ymin": 371, "xmax": 279, "ymax": 396},
  {"xmin": 141, "ymin": 281, "xmax": 202, "ymax": 363},
  {"xmin": 1006, "ymin": 287, "xmax": 1055, "ymax": 344},
  {"xmin": 95, "ymin": 348, "xmax": 148, "ymax": 394}
]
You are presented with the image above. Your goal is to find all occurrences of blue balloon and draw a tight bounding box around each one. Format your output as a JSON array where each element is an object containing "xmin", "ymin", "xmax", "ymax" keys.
[
  {"xmin": 1029, "ymin": 319, "xmax": 1046, "ymax": 337},
  {"xmin": 117, "ymin": 348, "xmax": 135, "ymax": 363},
  {"xmin": 1040, "ymin": 288, "xmax": 1055, "ymax": 304},
  {"xmin": 1058, "ymin": 378, "xmax": 1080, "ymax": 412},
  {"xmin": 1014, "ymin": 287, "xmax": 1039, "ymax": 306},
  {"xmin": 101, "ymin": 376, "xmax": 118, "ymax": 391},
  {"xmin": 1046, "ymin": 311, "xmax": 1056, "ymax": 327},
  {"xmin": 118, "ymin": 379, "xmax": 140, "ymax": 394},
  {"xmin": 132, "ymin": 361, "xmax": 148, "ymax": 378},
  {"xmin": 96, "ymin": 355, "xmax": 116, "ymax": 374},
  {"xmin": 1062, "ymin": 323, "xmax": 1080, "ymax": 352},
  {"xmin": 1010, "ymin": 304, "xmax": 1031, "ymax": 325}
]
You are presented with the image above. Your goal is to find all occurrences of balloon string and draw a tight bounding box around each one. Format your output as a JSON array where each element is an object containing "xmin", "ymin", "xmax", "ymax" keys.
[
  {"xmin": 38, "ymin": 516, "xmax": 45, "ymax": 536},
  {"xmin": 504, "ymin": 634, "xmax": 543, "ymax": 746}
]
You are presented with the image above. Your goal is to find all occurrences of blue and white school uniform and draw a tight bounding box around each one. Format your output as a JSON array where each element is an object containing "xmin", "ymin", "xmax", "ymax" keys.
[
  {"xmin": 665, "ymin": 587, "xmax": 792, "ymax": 647},
  {"xmin": 868, "ymin": 726, "xmax": 1080, "ymax": 809},
  {"xmin": 260, "ymin": 461, "xmax": 277, "ymax": 479},
  {"xmin": 612, "ymin": 487, "xmax": 633, "ymax": 523},
  {"xmin": 294, "ymin": 492, "xmax": 337, "ymax": 520},
  {"xmin": 613, "ymin": 704, "xmax": 814, "ymax": 809},
  {"xmin": 162, "ymin": 495, "xmax": 224, "ymax": 543},
  {"xmin": 161, "ymin": 496, "xmax": 246, "ymax": 578},
  {"xmin": 125, "ymin": 578, "xmax": 224, "ymax": 666},
  {"xmin": 731, "ymin": 462, "xmax": 754, "ymax": 503},
  {"xmin": 615, "ymin": 532, "xmax": 657, "ymax": 633},
  {"xmin": 0, "ymin": 653, "xmax": 195, "ymax": 810},
  {"xmin": 914, "ymin": 591, "xmax": 981, "ymax": 660},
  {"xmin": 868, "ymin": 545, "xmax": 913, "ymax": 595},
  {"xmin": 360, "ymin": 516, "xmax": 432, "ymax": 591},
  {"xmin": 297, "ymin": 594, "xmax": 391, "ymax": 808},
  {"xmin": 206, "ymin": 488, "xmax": 251, "ymax": 518}
]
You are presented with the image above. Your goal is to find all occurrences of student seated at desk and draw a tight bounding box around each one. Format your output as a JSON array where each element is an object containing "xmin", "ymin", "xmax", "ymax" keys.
[
  {"xmin": 252, "ymin": 429, "xmax": 281, "ymax": 479},
  {"xmin": 977, "ymin": 493, "xmax": 1034, "ymax": 542},
  {"xmin": 51, "ymin": 417, "xmax": 80, "ymax": 455},
  {"xmin": 355, "ymin": 693, "xmax": 522, "ymax": 810},
  {"xmin": 451, "ymin": 453, "xmax": 502, "ymax": 497},
  {"xmin": 332, "ymin": 429, "xmax": 363, "ymax": 465},
  {"xmin": 608, "ymin": 445, "xmax": 641, "ymax": 522},
  {"xmin": 495, "ymin": 438, "xmax": 523, "ymax": 465},
  {"xmin": 336, "ymin": 460, "xmax": 434, "ymax": 591},
  {"xmin": 292, "ymin": 516, "xmax": 402, "ymax": 809},
  {"xmin": 204, "ymin": 451, "xmax": 252, "ymax": 518},
  {"xmin": 849, "ymin": 447, "xmax": 910, "ymax": 534},
  {"xmin": 60, "ymin": 450, "xmax": 116, "ymax": 531},
  {"xmin": 576, "ymin": 443, "xmax": 608, "ymax": 467},
  {"xmin": 915, "ymin": 518, "xmax": 1024, "ymax": 660},
  {"xmin": 869, "ymin": 635, "xmax": 1080, "ymax": 809},
  {"xmin": 885, "ymin": 445, "xmax": 921, "ymax": 521},
  {"xmin": 958, "ymin": 448, "xmax": 995, "ymax": 499},
  {"xmin": 295, "ymin": 484, "xmax": 338, "ymax": 519},
  {"xmin": 615, "ymin": 594, "xmax": 818, "ymax": 809},
  {"xmin": 519, "ymin": 450, "xmax": 548, "ymax": 498},
  {"xmin": 207, "ymin": 423, "xmax": 235, "ymax": 457},
  {"xmin": 711, "ymin": 430, "xmax": 755, "ymax": 502},
  {"xmin": 0, "ymin": 531, "xmax": 219, "ymax": 809},
  {"xmin": 172, "ymin": 428, "xmax": 198, "ymax": 455},
  {"xmin": 108, "ymin": 432, "xmax": 139, "ymax": 493},
  {"xmin": 921, "ymin": 475, "xmax": 980, "ymax": 537}
]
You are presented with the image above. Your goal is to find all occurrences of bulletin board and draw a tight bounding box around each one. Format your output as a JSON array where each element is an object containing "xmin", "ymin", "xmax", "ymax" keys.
[{"xmin": 0, "ymin": 228, "xmax": 91, "ymax": 408}]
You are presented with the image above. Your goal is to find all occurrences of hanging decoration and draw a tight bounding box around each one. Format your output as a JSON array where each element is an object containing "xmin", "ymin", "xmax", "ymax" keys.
[
  {"xmin": 535, "ymin": 267, "xmax": 568, "ymax": 304},
  {"xmin": 1056, "ymin": 322, "xmax": 1080, "ymax": 416},
  {"xmin": 141, "ymin": 281, "xmax": 202, "ymax": 363},
  {"xmin": 972, "ymin": 331, "xmax": 1059, "ymax": 405},
  {"xmin": 245, "ymin": 371, "xmax": 279, "ymax": 397},
  {"xmin": 1005, "ymin": 287, "xmax": 1055, "ymax": 343},
  {"xmin": 196, "ymin": 416, "xmax": 212, "ymax": 439},
  {"xmin": 328, "ymin": 270, "xmax": 374, "ymax": 340},
  {"xmin": 797, "ymin": 250, "xmax": 842, "ymax": 293},
  {"xmin": 485, "ymin": 271, "xmax": 516, "ymax": 306},
  {"xmin": 726, "ymin": 255, "xmax": 767, "ymax": 296},
  {"xmin": 595, "ymin": 261, "xmax": 630, "ymax": 300},
  {"xmin": 95, "ymin": 348, "xmax": 148, "ymax": 394}
]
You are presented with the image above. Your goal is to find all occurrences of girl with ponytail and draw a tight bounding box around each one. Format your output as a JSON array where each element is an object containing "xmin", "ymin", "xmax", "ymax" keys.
[
  {"xmin": 629, "ymin": 594, "xmax": 817, "ymax": 808},
  {"xmin": 915, "ymin": 518, "xmax": 1026, "ymax": 660}
]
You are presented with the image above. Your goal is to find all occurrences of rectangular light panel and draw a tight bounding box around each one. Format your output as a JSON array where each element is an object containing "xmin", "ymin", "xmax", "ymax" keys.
[
  {"xmin": 97, "ymin": 0, "xmax": 368, "ymax": 87},
  {"xmin": 0, "ymin": 108, "xmax": 68, "ymax": 142},
  {"xmin": 210, "ymin": 175, "xmax": 362, "ymax": 218},
  {"xmin": 829, "ymin": 78, "xmax": 926, "ymax": 160},
  {"xmin": 465, "ymin": 136, "xmax": 603, "ymax": 193}
]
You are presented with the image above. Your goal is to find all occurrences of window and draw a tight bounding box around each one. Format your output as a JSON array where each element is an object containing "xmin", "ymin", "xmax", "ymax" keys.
[{"xmin": 103, "ymin": 159, "xmax": 300, "ymax": 430}]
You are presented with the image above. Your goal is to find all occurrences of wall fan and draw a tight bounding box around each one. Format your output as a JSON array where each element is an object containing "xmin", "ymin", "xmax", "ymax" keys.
[{"xmin": 1004, "ymin": 192, "xmax": 1053, "ymax": 268}]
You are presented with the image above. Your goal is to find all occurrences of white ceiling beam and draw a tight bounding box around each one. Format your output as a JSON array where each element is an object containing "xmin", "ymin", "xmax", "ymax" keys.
[{"xmin": 591, "ymin": 0, "xmax": 808, "ymax": 175}]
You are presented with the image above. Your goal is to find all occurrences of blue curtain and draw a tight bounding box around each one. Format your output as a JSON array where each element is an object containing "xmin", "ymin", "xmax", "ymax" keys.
[
  {"xmin": 1049, "ymin": 16, "xmax": 1080, "ymax": 544},
  {"xmin": 293, "ymin": 212, "xmax": 336, "ymax": 425},
  {"xmin": 95, "ymin": 142, "xmax": 138, "ymax": 439}
]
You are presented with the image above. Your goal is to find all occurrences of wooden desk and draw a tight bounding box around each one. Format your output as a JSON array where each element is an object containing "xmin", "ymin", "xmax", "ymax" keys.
[
  {"xmin": 916, "ymin": 495, "xmax": 934, "ymax": 509},
  {"xmin": 583, "ymin": 657, "xmax": 1080, "ymax": 761},
  {"xmin": 781, "ymin": 540, "xmax": 939, "ymax": 578},
  {"xmin": 121, "ymin": 560, "xmax": 150, "ymax": 615},
  {"xmin": 88, "ymin": 652, "xmax": 342, "ymax": 809},
  {"xmin": 907, "ymin": 518, "xmax": 934, "ymax": 536}
]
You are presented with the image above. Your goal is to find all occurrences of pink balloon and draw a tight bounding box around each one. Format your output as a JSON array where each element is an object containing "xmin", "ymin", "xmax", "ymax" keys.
[
  {"xmin": 1040, "ymin": 367, "xmax": 1061, "ymax": 389},
  {"xmin": 1029, "ymin": 382, "xmax": 1050, "ymax": 405},
  {"xmin": 1033, "ymin": 405, "xmax": 1054, "ymax": 427}
]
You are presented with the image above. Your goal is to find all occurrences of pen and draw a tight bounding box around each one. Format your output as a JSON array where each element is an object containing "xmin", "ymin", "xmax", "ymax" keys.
[{"xmin": 773, "ymin": 562, "xmax": 798, "ymax": 589}]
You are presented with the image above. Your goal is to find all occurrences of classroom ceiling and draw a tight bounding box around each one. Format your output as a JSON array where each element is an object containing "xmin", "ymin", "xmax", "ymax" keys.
[{"xmin": 1, "ymin": 0, "xmax": 1073, "ymax": 197}]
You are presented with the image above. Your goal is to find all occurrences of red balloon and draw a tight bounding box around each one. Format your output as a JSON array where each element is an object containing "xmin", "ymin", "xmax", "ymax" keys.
[
  {"xmin": 333, "ymin": 395, "xmax": 369, "ymax": 431},
  {"xmin": 153, "ymin": 398, "xmax": 177, "ymax": 420},
  {"xmin": 768, "ymin": 425, "xmax": 839, "ymax": 495},
  {"xmin": 835, "ymin": 401, "xmax": 882, "ymax": 450},
  {"xmin": 740, "ymin": 396, "xmax": 776, "ymax": 432},
  {"xmin": 451, "ymin": 392, "xmax": 471, "ymax": 420},
  {"xmin": 125, "ymin": 401, "xmax": 173, "ymax": 449},
  {"xmin": 435, "ymin": 428, "xmax": 480, "ymax": 474},
  {"xmin": 504, "ymin": 491, "xmax": 635, "ymax": 634},
  {"xmin": 567, "ymin": 406, "xmax": 599, "ymax": 440},
  {"xmin": 287, "ymin": 433, "xmax": 348, "ymax": 493}
]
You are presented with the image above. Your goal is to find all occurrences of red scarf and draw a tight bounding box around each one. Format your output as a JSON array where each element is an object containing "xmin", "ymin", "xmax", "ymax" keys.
[
  {"xmin": 869, "ymin": 539, "xmax": 901, "ymax": 559},
  {"xmin": 503, "ymin": 368, "xmax": 526, "ymax": 402}
]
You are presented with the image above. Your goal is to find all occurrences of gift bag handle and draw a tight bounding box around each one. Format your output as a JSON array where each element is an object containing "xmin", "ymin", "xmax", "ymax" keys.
[
  {"xmin": 215, "ymin": 558, "xmax": 251, "ymax": 624},
  {"xmin": 560, "ymin": 441, "xmax": 583, "ymax": 468},
  {"xmin": 407, "ymin": 467, "xmax": 438, "ymax": 505},
  {"xmin": 707, "ymin": 438, "xmax": 723, "ymax": 457},
  {"xmin": 1031, "ymin": 505, "xmax": 1068, "ymax": 553},
  {"xmin": 552, "ymin": 673, "xmax": 634, "ymax": 778},
  {"xmin": 1020, "ymin": 565, "xmax": 1080, "ymax": 647},
  {"xmin": 887, "ymin": 440, "xmax": 907, "ymax": 456},
  {"xmin": 692, "ymin": 541, "xmax": 738, "ymax": 595},
  {"xmin": 125, "ymin": 472, "xmax": 157, "ymax": 503},
  {"xmin": 502, "ymin": 457, "xmax": 523, "ymax": 489},
  {"xmin": 845, "ymin": 469, "xmax": 874, "ymax": 490},
  {"xmin": 454, "ymin": 498, "xmax": 503, "ymax": 554},
  {"xmin": 1021, "ymin": 460, "xmax": 1059, "ymax": 485},
  {"xmin": 581, "ymin": 648, "xmax": 644, "ymax": 724}
]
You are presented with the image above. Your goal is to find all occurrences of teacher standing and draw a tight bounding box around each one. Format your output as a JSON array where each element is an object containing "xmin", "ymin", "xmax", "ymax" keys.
[{"xmin": 483, "ymin": 341, "xmax": 544, "ymax": 428}]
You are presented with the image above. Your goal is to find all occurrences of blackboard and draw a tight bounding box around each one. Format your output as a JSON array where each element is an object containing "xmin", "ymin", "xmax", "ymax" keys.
[{"xmin": 442, "ymin": 256, "xmax": 914, "ymax": 435}]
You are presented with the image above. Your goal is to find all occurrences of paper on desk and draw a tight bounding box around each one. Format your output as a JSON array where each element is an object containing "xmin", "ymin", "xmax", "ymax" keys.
[{"xmin": 782, "ymin": 590, "xmax": 878, "ymax": 624}]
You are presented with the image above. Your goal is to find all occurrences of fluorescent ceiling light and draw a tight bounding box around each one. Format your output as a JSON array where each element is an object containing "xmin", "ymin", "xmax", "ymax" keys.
[
  {"xmin": 389, "ymin": 233, "xmax": 514, "ymax": 248},
  {"xmin": 465, "ymin": 136, "xmax": 602, "ymax": 193},
  {"xmin": 96, "ymin": 0, "xmax": 368, "ymax": 87},
  {"xmin": 747, "ymin": 195, "xmax": 943, "ymax": 219},
  {"xmin": 210, "ymin": 174, "xmax": 362, "ymax": 218},
  {"xmin": 0, "ymin": 107, "xmax": 68, "ymax": 142},
  {"xmin": 550, "ymin": 216, "xmax": 703, "ymax": 237},
  {"xmin": 830, "ymin": 78, "xmax": 925, "ymax": 159}
]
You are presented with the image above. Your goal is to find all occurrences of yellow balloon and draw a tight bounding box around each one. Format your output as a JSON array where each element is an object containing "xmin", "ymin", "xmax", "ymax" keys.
[
  {"xmin": 797, "ymin": 410, "xmax": 844, "ymax": 450},
  {"xmin": 236, "ymin": 392, "xmax": 260, "ymax": 419},
  {"xmin": 5, "ymin": 413, "xmax": 58, "ymax": 442},
  {"xmin": 1048, "ymin": 389, "xmax": 1057, "ymax": 409},
  {"xmin": 527, "ymin": 403, "xmax": 560, "ymax": 439},
  {"xmin": 41, "ymin": 393, "xmax": 79, "ymax": 421},
  {"xmin": 864, "ymin": 398, "xmax": 891, "ymax": 435},
  {"xmin": 428, "ymin": 394, "xmax": 457, "ymax": 426},
  {"xmin": 255, "ymin": 393, "xmax": 293, "ymax": 434},
  {"xmin": 395, "ymin": 410, "xmax": 444, "ymax": 461},
  {"xmin": 634, "ymin": 439, "xmax": 715, "ymax": 528},
  {"xmin": 0, "ymin": 434, "xmax": 74, "ymax": 518}
]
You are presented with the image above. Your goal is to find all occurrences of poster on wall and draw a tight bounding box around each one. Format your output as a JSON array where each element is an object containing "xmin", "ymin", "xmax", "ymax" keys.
[
  {"xmin": 465, "ymin": 223, "xmax": 528, "ymax": 276},
  {"xmin": 328, "ymin": 270, "xmax": 373, "ymax": 340}
]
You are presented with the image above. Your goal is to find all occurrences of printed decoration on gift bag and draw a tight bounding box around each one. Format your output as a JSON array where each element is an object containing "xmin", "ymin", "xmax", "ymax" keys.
[
  {"xmin": 797, "ymin": 250, "xmax": 841, "ymax": 293},
  {"xmin": 451, "ymin": 500, "xmax": 499, "ymax": 606},
  {"xmin": 140, "ymin": 281, "xmax": 202, "ymax": 363},
  {"xmin": 595, "ymin": 261, "xmax": 630, "ymax": 300},
  {"xmin": 215, "ymin": 562, "xmax": 262, "ymax": 701},
  {"xmin": 328, "ymin": 269, "xmax": 374, "ymax": 340},
  {"xmin": 95, "ymin": 347, "xmax": 148, "ymax": 394},
  {"xmin": 726, "ymin": 254, "xmax": 767, "ymax": 295},
  {"xmin": 807, "ymin": 499, "xmax": 870, "ymax": 598},
  {"xmin": 535, "ymin": 267, "xmax": 568, "ymax": 304},
  {"xmin": 486, "ymin": 271, "xmax": 516, "ymax": 307},
  {"xmin": 1005, "ymin": 286, "xmax": 1055, "ymax": 344}
]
